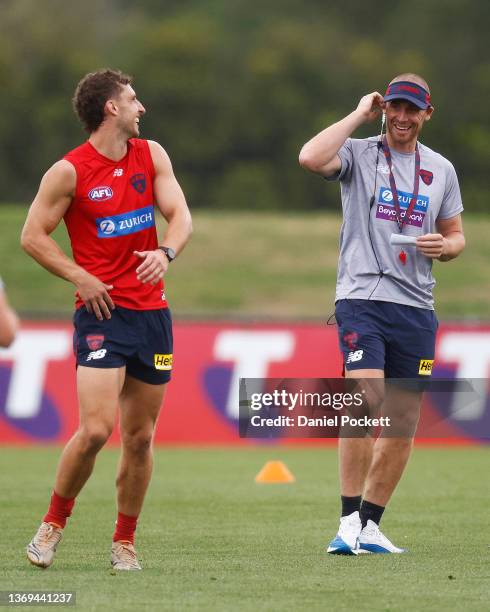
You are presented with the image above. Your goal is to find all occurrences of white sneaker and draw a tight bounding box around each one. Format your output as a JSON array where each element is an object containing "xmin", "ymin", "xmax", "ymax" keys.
[
  {"xmin": 111, "ymin": 541, "xmax": 142, "ymax": 570},
  {"xmin": 27, "ymin": 522, "xmax": 63, "ymax": 568},
  {"xmin": 357, "ymin": 520, "xmax": 406, "ymax": 554},
  {"xmin": 327, "ymin": 510, "xmax": 362, "ymax": 555}
]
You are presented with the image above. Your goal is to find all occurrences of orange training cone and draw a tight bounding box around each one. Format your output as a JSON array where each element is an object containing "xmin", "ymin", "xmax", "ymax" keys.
[{"xmin": 255, "ymin": 460, "xmax": 295, "ymax": 484}]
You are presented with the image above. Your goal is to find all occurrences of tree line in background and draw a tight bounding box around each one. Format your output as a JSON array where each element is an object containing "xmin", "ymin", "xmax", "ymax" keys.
[{"xmin": 0, "ymin": 0, "xmax": 488, "ymax": 211}]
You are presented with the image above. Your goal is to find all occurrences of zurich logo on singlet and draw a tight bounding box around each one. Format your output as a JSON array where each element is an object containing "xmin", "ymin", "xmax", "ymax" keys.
[
  {"xmin": 99, "ymin": 219, "xmax": 116, "ymax": 235},
  {"xmin": 96, "ymin": 205, "xmax": 155, "ymax": 238},
  {"xmin": 88, "ymin": 186, "xmax": 113, "ymax": 201}
]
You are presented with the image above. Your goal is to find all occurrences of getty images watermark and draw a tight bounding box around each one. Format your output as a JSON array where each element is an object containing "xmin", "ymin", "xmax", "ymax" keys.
[{"xmin": 238, "ymin": 378, "xmax": 489, "ymax": 439}]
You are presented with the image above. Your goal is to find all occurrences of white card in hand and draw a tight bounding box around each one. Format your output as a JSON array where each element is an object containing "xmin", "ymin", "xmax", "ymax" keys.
[{"xmin": 389, "ymin": 234, "xmax": 417, "ymax": 246}]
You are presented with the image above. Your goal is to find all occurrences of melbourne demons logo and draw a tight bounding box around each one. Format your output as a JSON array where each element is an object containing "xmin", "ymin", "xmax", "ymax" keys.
[
  {"xmin": 86, "ymin": 335, "xmax": 104, "ymax": 350},
  {"xmin": 343, "ymin": 331, "xmax": 359, "ymax": 350},
  {"xmin": 130, "ymin": 173, "xmax": 146, "ymax": 194},
  {"xmin": 420, "ymin": 169, "xmax": 433, "ymax": 185}
]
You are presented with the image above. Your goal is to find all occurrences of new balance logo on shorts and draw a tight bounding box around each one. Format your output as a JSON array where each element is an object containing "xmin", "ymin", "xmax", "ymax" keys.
[
  {"xmin": 418, "ymin": 359, "xmax": 434, "ymax": 375},
  {"xmin": 346, "ymin": 350, "xmax": 363, "ymax": 364},
  {"xmin": 154, "ymin": 353, "xmax": 172, "ymax": 370},
  {"xmin": 86, "ymin": 349, "xmax": 107, "ymax": 361}
]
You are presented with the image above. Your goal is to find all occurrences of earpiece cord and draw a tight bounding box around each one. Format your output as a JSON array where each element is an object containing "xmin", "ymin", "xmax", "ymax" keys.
[{"xmin": 366, "ymin": 112, "xmax": 386, "ymax": 300}]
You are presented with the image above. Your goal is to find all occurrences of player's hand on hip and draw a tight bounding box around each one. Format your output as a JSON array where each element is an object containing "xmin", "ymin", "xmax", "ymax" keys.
[
  {"xmin": 134, "ymin": 249, "xmax": 168, "ymax": 285},
  {"xmin": 356, "ymin": 92, "xmax": 385, "ymax": 122},
  {"xmin": 75, "ymin": 272, "xmax": 114, "ymax": 321},
  {"xmin": 416, "ymin": 233, "xmax": 445, "ymax": 258}
]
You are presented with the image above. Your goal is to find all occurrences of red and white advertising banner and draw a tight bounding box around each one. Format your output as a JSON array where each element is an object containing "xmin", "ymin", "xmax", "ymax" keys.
[{"xmin": 1, "ymin": 321, "xmax": 489, "ymax": 445}]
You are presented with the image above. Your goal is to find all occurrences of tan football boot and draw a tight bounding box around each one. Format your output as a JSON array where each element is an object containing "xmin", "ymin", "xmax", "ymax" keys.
[
  {"xmin": 27, "ymin": 522, "xmax": 63, "ymax": 568},
  {"xmin": 111, "ymin": 541, "xmax": 142, "ymax": 570}
]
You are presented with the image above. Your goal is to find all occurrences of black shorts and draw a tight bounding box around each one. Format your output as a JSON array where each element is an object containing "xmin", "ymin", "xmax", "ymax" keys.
[
  {"xmin": 73, "ymin": 306, "xmax": 173, "ymax": 385},
  {"xmin": 335, "ymin": 299, "xmax": 438, "ymax": 379}
]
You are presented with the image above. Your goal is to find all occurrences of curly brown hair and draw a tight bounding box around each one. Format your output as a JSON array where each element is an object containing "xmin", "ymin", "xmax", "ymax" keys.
[{"xmin": 73, "ymin": 69, "xmax": 132, "ymax": 133}]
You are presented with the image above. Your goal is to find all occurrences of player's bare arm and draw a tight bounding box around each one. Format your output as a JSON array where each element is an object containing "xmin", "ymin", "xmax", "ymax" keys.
[
  {"xmin": 21, "ymin": 160, "xmax": 115, "ymax": 320},
  {"xmin": 416, "ymin": 214, "xmax": 465, "ymax": 261},
  {"xmin": 299, "ymin": 92, "xmax": 385, "ymax": 177},
  {"xmin": 0, "ymin": 288, "xmax": 19, "ymax": 347},
  {"xmin": 134, "ymin": 140, "xmax": 192, "ymax": 285}
]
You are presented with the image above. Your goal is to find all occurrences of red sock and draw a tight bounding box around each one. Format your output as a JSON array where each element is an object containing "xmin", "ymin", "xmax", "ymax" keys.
[
  {"xmin": 43, "ymin": 490, "xmax": 76, "ymax": 529},
  {"xmin": 113, "ymin": 512, "xmax": 138, "ymax": 544}
]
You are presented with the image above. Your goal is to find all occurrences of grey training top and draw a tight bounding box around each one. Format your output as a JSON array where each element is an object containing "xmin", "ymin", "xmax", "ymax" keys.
[{"xmin": 328, "ymin": 137, "xmax": 463, "ymax": 309}]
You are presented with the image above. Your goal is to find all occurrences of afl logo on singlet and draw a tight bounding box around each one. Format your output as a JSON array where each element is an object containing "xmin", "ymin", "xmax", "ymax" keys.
[
  {"xmin": 99, "ymin": 219, "xmax": 116, "ymax": 235},
  {"xmin": 89, "ymin": 186, "xmax": 113, "ymax": 201}
]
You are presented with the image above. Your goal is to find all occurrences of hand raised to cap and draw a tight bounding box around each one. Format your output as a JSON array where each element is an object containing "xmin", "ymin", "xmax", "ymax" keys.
[{"xmin": 356, "ymin": 92, "xmax": 386, "ymax": 123}]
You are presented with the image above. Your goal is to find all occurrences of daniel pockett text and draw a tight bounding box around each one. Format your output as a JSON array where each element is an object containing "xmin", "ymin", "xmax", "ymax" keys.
[{"xmin": 238, "ymin": 379, "xmax": 392, "ymax": 438}]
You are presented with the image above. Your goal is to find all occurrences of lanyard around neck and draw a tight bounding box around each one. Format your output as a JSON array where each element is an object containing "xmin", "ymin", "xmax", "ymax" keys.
[{"xmin": 381, "ymin": 136, "xmax": 421, "ymax": 233}]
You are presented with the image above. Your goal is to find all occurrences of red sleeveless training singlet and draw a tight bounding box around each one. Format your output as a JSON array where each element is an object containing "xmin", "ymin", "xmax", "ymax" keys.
[{"xmin": 63, "ymin": 139, "xmax": 167, "ymax": 310}]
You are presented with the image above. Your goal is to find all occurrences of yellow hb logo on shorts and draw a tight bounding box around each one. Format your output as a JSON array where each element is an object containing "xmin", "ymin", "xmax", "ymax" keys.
[
  {"xmin": 418, "ymin": 359, "xmax": 434, "ymax": 376},
  {"xmin": 154, "ymin": 354, "xmax": 173, "ymax": 370}
]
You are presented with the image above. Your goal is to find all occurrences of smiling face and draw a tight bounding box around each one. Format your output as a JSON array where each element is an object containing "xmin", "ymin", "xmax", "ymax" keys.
[
  {"xmin": 385, "ymin": 99, "xmax": 432, "ymax": 152},
  {"xmin": 111, "ymin": 84, "xmax": 146, "ymax": 138}
]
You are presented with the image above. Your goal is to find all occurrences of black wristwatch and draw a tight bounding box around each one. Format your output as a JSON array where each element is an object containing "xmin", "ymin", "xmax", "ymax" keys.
[{"xmin": 158, "ymin": 246, "xmax": 176, "ymax": 263}]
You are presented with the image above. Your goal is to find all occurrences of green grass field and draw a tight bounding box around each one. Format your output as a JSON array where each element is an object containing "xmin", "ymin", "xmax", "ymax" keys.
[
  {"xmin": 1, "ymin": 446, "xmax": 488, "ymax": 611},
  {"xmin": 2, "ymin": 205, "xmax": 489, "ymax": 320}
]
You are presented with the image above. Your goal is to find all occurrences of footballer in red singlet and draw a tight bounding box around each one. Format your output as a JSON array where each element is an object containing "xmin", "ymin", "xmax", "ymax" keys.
[
  {"xmin": 63, "ymin": 138, "xmax": 167, "ymax": 310},
  {"xmin": 22, "ymin": 69, "xmax": 192, "ymax": 571}
]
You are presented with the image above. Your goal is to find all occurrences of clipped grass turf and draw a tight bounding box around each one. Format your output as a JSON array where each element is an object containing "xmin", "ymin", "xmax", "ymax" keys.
[{"xmin": 1, "ymin": 446, "xmax": 488, "ymax": 611}]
